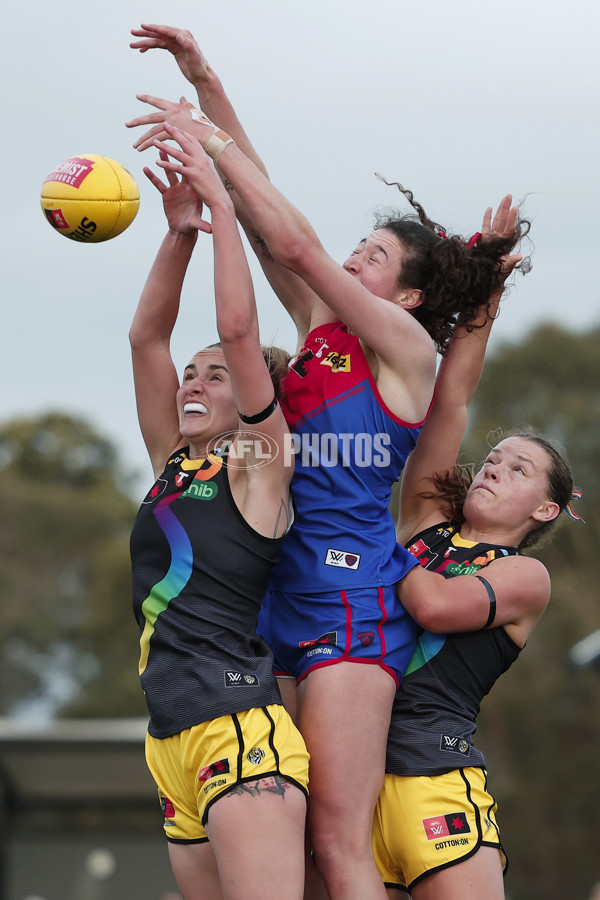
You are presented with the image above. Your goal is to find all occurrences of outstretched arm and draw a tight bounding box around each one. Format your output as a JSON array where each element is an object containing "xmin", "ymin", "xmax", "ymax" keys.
[
  {"xmin": 131, "ymin": 24, "xmax": 269, "ymax": 175},
  {"xmin": 398, "ymin": 553, "xmax": 550, "ymax": 644},
  {"xmin": 130, "ymin": 155, "xmax": 211, "ymax": 478},
  {"xmin": 397, "ymin": 196, "xmax": 524, "ymax": 544},
  {"xmin": 130, "ymin": 24, "xmax": 323, "ymax": 339},
  {"xmin": 127, "ymin": 101, "xmax": 436, "ymax": 421},
  {"xmin": 154, "ymin": 125, "xmax": 293, "ymax": 535}
]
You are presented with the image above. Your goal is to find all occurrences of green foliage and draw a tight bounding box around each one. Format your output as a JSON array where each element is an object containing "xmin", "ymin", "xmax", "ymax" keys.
[
  {"xmin": 0, "ymin": 413, "xmax": 146, "ymax": 720},
  {"xmin": 460, "ymin": 323, "xmax": 600, "ymax": 899},
  {"xmin": 2, "ymin": 323, "xmax": 600, "ymax": 896}
]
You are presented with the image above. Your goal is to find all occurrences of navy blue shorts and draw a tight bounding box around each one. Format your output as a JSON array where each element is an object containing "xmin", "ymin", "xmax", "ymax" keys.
[{"xmin": 257, "ymin": 585, "xmax": 419, "ymax": 685}]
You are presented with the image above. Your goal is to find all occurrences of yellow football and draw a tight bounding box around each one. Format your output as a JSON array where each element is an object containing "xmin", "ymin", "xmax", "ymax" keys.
[{"xmin": 41, "ymin": 154, "xmax": 140, "ymax": 243}]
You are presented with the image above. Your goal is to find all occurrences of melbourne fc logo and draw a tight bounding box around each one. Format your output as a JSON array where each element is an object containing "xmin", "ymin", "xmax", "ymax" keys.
[{"xmin": 207, "ymin": 431, "xmax": 279, "ymax": 469}]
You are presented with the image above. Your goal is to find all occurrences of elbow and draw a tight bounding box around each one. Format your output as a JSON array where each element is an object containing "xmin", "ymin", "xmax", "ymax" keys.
[
  {"xmin": 408, "ymin": 602, "xmax": 447, "ymax": 633},
  {"xmin": 217, "ymin": 316, "xmax": 258, "ymax": 347},
  {"xmin": 397, "ymin": 572, "xmax": 448, "ymax": 632},
  {"xmin": 128, "ymin": 324, "xmax": 143, "ymax": 352},
  {"xmin": 403, "ymin": 598, "xmax": 444, "ymax": 634},
  {"xmin": 267, "ymin": 226, "xmax": 319, "ymax": 277}
]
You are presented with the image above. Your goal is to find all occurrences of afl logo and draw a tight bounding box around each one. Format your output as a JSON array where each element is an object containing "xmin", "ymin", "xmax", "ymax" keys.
[{"xmin": 207, "ymin": 431, "xmax": 279, "ymax": 469}]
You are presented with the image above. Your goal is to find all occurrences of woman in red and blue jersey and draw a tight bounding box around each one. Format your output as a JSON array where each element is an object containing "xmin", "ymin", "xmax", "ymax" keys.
[{"xmin": 127, "ymin": 27, "xmax": 528, "ymax": 898}]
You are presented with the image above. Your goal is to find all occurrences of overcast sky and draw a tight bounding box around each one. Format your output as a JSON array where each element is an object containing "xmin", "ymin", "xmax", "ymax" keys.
[{"xmin": 3, "ymin": 0, "xmax": 599, "ymax": 491}]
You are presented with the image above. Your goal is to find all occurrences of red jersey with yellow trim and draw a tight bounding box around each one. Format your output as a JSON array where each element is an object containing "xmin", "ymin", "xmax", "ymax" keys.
[{"xmin": 268, "ymin": 321, "xmax": 425, "ymax": 592}]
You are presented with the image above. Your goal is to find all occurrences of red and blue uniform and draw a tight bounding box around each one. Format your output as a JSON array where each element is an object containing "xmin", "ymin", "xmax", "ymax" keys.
[{"xmin": 258, "ymin": 322, "xmax": 424, "ymax": 683}]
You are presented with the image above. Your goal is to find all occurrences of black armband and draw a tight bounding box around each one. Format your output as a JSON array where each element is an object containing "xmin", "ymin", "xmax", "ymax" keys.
[
  {"xmin": 475, "ymin": 575, "xmax": 497, "ymax": 629},
  {"xmin": 238, "ymin": 397, "xmax": 278, "ymax": 425}
]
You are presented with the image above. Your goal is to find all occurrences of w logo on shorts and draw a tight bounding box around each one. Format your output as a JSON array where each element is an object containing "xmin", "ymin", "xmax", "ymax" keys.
[{"xmin": 423, "ymin": 812, "xmax": 470, "ymax": 840}]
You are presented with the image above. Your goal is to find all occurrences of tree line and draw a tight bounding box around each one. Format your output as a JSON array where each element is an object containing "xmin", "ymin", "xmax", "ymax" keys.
[{"xmin": 1, "ymin": 322, "xmax": 599, "ymax": 899}]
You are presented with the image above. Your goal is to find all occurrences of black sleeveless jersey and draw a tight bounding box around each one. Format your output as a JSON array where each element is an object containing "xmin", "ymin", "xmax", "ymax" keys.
[
  {"xmin": 130, "ymin": 448, "xmax": 285, "ymax": 738},
  {"xmin": 386, "ymin": 522, "xmax": 521, "ymax": 776}
]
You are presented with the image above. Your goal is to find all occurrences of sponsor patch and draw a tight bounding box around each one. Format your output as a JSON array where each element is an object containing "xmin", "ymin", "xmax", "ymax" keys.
[
  {"xmin": 408, "ymin": 537, "xmax": 438, "ymax": 569},
  {"xmin": 181, "ymin": 480, "xmax": 218, "ymax": 501},
  {"xmin": 204, "ymin": 778, "xmax": 227, "ymax": 794},
  {"xmin": 320, "ymin": 351, "xmax": 351, "ymax": 372},
  {"xmin": 298, "ymin": 631, "xmax": 338, "ymax": 649},
  {"xmin": 44, "ymin": 207, "xmax": 70, "ymax": 230},
  {"xmin": 160, "ymin": 796, "xmax": 176, "ymax": 819},
  {"xmin": 44, "ymin": 156, "xmax": 95, "ymax": 188},
  {"xmin": 224, "ymin": 670, "xmax": 259, "ymax": 687},
  {"xmin": 439, "ymin": 735, "xmax": 471, "ymax": 756},
  {"xmin": 325, "ymin": 549, "xmax": 361, "ymax": 569},
  {"xmin": 198, "ymin": 759, "xmax": 231, "ymax": 784},
  {"xmin": 423, "ymin": 811, "xmax": 470, "ymax": 841}
]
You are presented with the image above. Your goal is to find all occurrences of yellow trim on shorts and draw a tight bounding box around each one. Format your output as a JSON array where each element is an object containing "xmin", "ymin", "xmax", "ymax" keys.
[
  {"xmin": 145, "ymin": 704, "xmax": 309, "ymax": 843},
  {"xmin": 372, "ymin": 767, "xmax": 507, "ymax": 889}
]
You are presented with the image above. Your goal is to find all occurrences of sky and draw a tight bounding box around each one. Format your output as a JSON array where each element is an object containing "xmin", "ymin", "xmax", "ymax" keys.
[{"xmin": 3, "ymin": 0, "xmax": 599, "ymax": 493}]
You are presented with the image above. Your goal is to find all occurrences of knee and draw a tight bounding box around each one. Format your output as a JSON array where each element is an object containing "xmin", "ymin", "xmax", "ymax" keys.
[{"xmin": 310, "ymin": 818, "xmax": 372, "ymax": 877}]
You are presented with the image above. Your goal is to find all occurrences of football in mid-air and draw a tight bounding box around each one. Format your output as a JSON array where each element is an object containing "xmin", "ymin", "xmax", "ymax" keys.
[{"xmin": 41, "ymin": 154, "xmax": 140, "ymax": 243}]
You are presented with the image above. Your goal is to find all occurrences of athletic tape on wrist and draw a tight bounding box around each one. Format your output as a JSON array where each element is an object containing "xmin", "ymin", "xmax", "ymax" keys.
[
  {"xmin": 203, "ymin": 132, "xmax": 234, "ymax": 162},
  {"xmin": 186, "ymin": 104, "xmax": 234, "ymax": 162}
]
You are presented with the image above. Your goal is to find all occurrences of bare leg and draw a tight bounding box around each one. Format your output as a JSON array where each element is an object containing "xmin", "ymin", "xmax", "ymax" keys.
[
  {"xmin": 277, "ymin": 678, "xmax": 329, "ymax": 899},
  {"xmin": 411, "ymin": 846, "xmax": 505, "ymax": 900},
  {"xmin": 206, "ymin": 776, "xmax": 307, "ymax": 900},
  {"xmin": 278, "ymin": 675, "xmax": 299, "ymax": 723},
  {"xmin": 168, "ymin": 840, "xmax": 223, "ymax": 900},
  {"xmin": 298, "ymin": 662, "xmax": 396, "ymax": 900}
]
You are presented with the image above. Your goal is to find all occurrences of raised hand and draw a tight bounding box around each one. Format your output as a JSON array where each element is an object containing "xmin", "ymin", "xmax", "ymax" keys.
[
  {"xmin": 126, "ymin": 94, "xmax": 230, "ymax": 160},
  {"xmin": 130, "ymin": 24, "xmax": 211, "ymax": 86},
  {"xmin": 127, "ymin": 94, "xmax": 198, "ymax": 150},
  {"xmin": 481, "ymin": 194, "xmax": 524, "ymax": 281},
  {"xmin": 144, "ymin": 149, "xmax": 212, "ymax": 236},
  {"xmin": 152, "ymin": 123, "xmax": 232, "ymax": 212}
]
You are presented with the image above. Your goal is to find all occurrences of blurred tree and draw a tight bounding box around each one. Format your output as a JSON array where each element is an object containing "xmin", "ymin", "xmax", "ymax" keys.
[
  {"xmin": 456, "ymin": 322, "xmax": 600, "ymax": 900},
  {"xmin": 0, "ymin": 413, "xmax": 146, "ymax": 719}
]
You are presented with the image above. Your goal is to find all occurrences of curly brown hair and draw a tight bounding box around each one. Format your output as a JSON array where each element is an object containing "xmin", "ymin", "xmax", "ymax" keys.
[{"xmin": 373, "ymin": 178, "xmax": 531, "ymax": 355}]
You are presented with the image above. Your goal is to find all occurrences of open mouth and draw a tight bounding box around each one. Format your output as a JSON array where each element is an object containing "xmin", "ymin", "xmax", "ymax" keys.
[{"xmin": 183, "ymin": 402, "xmax": 208, "ymax": 416}]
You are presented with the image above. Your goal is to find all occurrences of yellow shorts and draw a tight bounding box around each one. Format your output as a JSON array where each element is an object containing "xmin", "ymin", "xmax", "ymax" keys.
[
  {"xmin": 145, "ymin": 704, "xmax": 309, "ymax": 843},
  {"xmin": 372, "ymin": 767, "xmax": 507, "ymax": 891}
]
